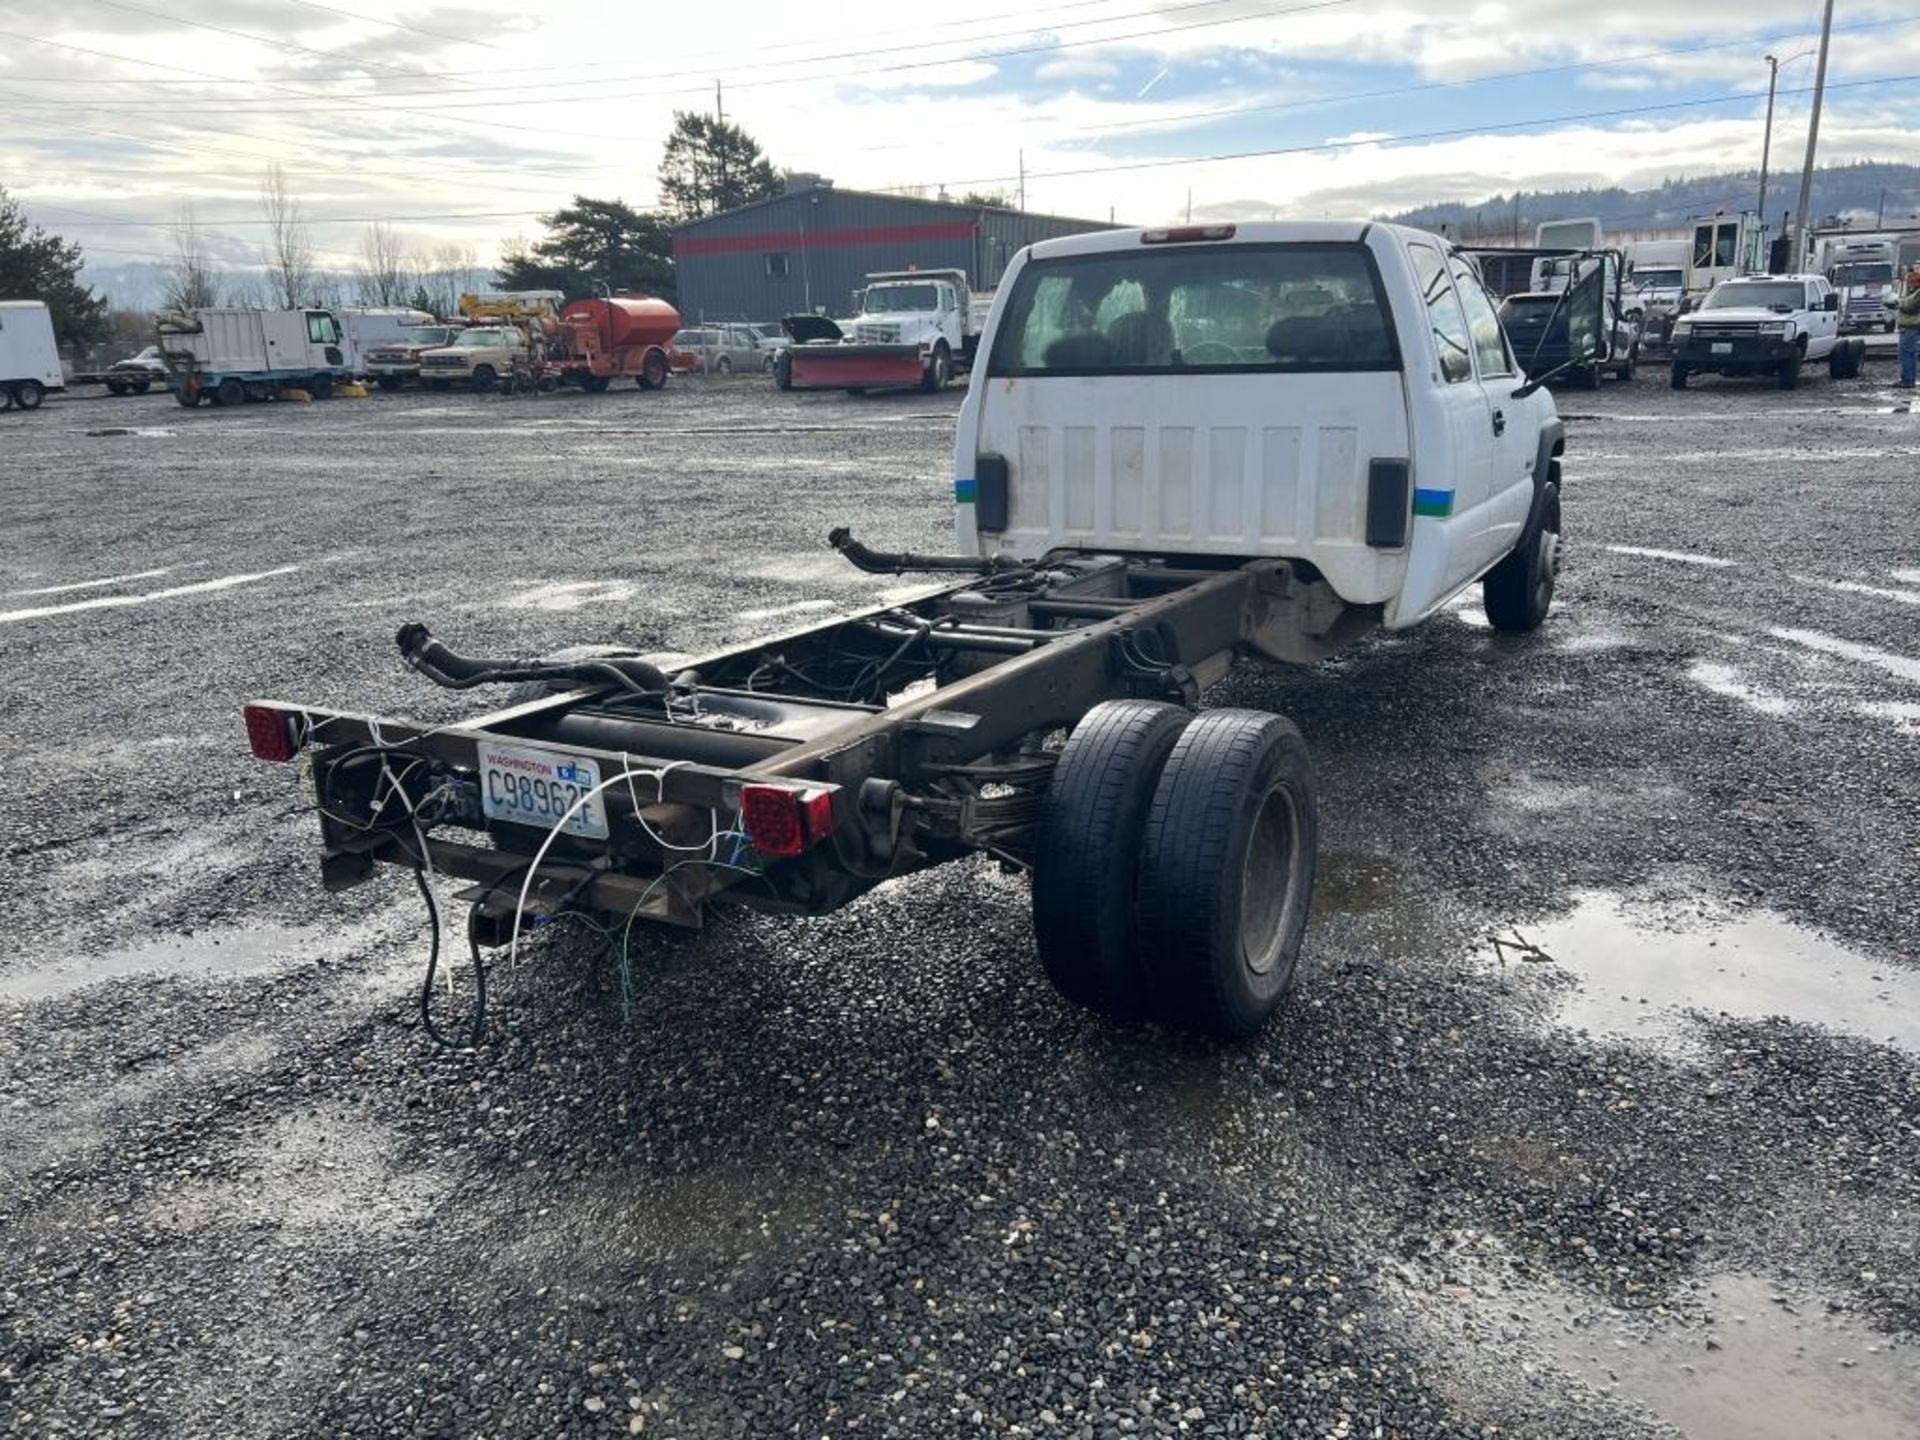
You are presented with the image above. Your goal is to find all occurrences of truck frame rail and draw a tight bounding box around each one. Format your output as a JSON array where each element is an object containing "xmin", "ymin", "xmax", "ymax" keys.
[{"xmin": 248, "ymin": 543, "xmax": 1295, "ymax": 966}]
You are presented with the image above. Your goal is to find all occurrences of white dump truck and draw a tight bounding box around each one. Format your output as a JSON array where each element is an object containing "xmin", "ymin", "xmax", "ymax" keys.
[
  {"xmin": 0, "ymin": 300, "xmax": 65, "ymax": 412},
  {"xmin": 245, "ymin": 221, "xmax": 1566, "ymax": 1045},
  {"xmin": 776, "ymin": 269, "xmax": 988, "ymax": 393},
  {"xmin": 157, "ymin": 308, "xmax": 351, "ymax": 407}
]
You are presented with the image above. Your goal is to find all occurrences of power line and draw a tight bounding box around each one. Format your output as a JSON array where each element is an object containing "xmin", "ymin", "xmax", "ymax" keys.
[
  {"xmin": 81, "ymin": 0, "xmax": 455, "ymax": 82},
  {"xmin": 911, "ymin": 71, "xmax": 1920, "ymax": 190},
  {"xmin": 275, "ymin": 0, "xmax": 505, "ymax": 51},
  {"xmin": 9, "ymin": 0, "xmax": 1356, "ymax": 114},
  {"xmin": 0, "ymin": 0, "xmax": 1146, "ymax": 86}
]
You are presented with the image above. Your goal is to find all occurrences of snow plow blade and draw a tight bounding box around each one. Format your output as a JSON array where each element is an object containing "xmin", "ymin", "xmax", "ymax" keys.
[{"xmin": 786, "ymin": 344, "xmax": 925, "ymax": 391}]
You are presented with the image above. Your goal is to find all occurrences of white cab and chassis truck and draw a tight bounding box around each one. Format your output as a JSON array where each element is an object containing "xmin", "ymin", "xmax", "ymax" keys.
[
  {"xmin": 1668, "ymin": 274, "xmax": 1865, "ymax": 390},
  {"xmin": 0, "ymin": 299, "xmax": 65, "ymax": 412},
  {"xmin": 243, "ymin": 222, "xmax": 1564, "ymax": 1041}
]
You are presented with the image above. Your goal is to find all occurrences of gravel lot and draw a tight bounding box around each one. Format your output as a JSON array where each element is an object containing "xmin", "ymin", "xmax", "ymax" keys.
[{"xmin": 2, "ymin": 366, "xmax": 1917, "ymax": 1440}]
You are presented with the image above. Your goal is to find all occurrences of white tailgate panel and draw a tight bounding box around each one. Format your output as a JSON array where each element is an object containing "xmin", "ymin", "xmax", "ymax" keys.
[{"xmin": 980, "ymin": 374, "xmax": 1411, "ymax": 604}]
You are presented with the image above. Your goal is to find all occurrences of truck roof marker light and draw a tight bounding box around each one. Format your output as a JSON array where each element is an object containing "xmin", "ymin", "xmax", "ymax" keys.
[
  {"xmin": 740, "ymin": 783, "xmax": 836, "ymax": 858},
  {"xmin": 1143, "ymin": 225, "xmax": 1235, "ymax": 244},
  {"xmin": 242, "ymin": 703, "xmax": 298, "ymax": 763}
]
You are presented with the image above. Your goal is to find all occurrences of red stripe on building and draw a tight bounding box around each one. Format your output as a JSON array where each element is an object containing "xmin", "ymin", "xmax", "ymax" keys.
[{"xmin": 676, "ymin": 219, "xmax": 976, "ymax": 257}]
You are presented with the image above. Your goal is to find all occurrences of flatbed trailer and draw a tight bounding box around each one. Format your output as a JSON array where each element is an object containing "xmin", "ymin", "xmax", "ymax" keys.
[{"xmin": 245, "ymin": 533, "xmax": 1323, "ymax": 1039}]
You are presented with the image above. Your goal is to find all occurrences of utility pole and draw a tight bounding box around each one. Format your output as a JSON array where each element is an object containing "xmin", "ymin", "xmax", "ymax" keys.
[
  {"xmin": 1017, "ymin": 150, "xmax": 1026, "ymax": 213},
  {"xmin": 1756, "ymin": 54, "xmax": 1781, "ymax": 270},
  {"xmin": 714, "ymin": 80, "xmax": 728, "ymax": 212},
  {"xmin": 1791, "ymin": 0, "xmax": 1836, "ymax": 271}
]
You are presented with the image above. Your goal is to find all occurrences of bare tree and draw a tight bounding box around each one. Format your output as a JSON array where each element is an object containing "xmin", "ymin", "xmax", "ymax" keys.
[
  {"xmin": 260, "ymin": 165, "xmax": 313, "ymax": 308},
  {"xmin": 429, "ymin": 240, "xmax": 479, "ymax": 315},
  {"xmin": 354, "ymin": 222, "xmax": 410, "ymax": 306},
  {"xmin": 162, "ymin": 203, "xmax": 221, "ymax": 312}
]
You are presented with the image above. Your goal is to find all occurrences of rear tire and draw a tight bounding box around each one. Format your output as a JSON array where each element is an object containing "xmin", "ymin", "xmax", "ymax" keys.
[
  {"xmin": 214, "ymin": 377, "xmax": 244, "ymax": 408},
  {"xmin": 14, "ymin": 379, "xmax": 44, "ymax": 410},
  {"xmin": 638, "ymin": 349, "xmax": 669, "ymax": 391},
  {"xmin": 773, "ymin": 351, "xmax": 793, "ymax": 391},
  {"xmin": 0, "ymin": 386, "xmax": 13, "ymax": 412},
  {"xmin": 308, "ymin": 373, "xmax": 334, "ymax": 399},
  {"xmin": 107, "ymin": 380, "xmax": 129, "ymax": 396},
  {"xmin": 1032, "ymin": 701, "xmax": 1192, "ymax": 1017},
  {"xmin": 131, "ymin": 380, "xmax": 151, "ymax": 394},
  {"xmin": 1669, "ymin": 361, "xmax": 1690, "ymax": 390},
  {"xmin": 1135, "ymin": 711, "xmax": 1318, "ymax": 1038},
  {"xmin": 1482, "ymin": 483, "xmax": 1561, "ymax": 633},
  {"xmin": 713, "ymin": 355, "xmax": 732, "ymax": 375}
]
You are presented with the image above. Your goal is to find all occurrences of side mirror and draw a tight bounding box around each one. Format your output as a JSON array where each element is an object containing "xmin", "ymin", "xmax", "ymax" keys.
[{"xmin": 1825, "ymin": 293, "xmax": 1841, "ymax": 312}]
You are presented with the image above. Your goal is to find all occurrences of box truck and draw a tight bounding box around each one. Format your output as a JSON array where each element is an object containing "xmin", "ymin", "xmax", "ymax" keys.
[{"xmin": 0, "ymin": 300, "xmax": 65, "ymax": 412}]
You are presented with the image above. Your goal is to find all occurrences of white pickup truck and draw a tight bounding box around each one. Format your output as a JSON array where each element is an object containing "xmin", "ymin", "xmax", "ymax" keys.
[
  {"xmin": 954, "ymin": 220, "xmax": 1567, "ymax": 639},
  {"xmin": 1668, "ymin": 274, "xmax": 1866, "ymax": 390}
]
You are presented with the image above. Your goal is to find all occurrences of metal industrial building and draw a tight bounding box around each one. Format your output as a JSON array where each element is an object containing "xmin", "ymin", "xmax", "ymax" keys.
[{"xmin": 671, "ymin": 177, "xmax": 1116, "ymax": 323}]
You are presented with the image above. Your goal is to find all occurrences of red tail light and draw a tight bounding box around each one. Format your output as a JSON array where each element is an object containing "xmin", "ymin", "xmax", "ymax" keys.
[
  {"xmin": 242, "ymin": 703, "xmax": 297, "ymax": 762},
  {"xmin": 739, "ymin": 783, "xmax": 836, "ymax": 858}
]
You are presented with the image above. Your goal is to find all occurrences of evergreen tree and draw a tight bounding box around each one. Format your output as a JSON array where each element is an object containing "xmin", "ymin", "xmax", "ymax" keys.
[
  {"xmin": 0, "ymin": 187, "xmax": 108, "ymax": 344},
  {"xmin": 658, "ymin": 112, "xmax": 781, "ymax": 221},
  {"xmin": 497, "ymin": 197, "xmax": 675, "ymax": 299}
]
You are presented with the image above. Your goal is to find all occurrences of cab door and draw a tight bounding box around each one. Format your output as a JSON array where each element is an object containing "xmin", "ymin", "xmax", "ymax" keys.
[
  {"xmin": 1401, "ymin": 242, "xmax": 1498, "ymax": 606},
  {"xmin": 1450, "ymin": 256, "xmax": 1537, "ymax": 561}
]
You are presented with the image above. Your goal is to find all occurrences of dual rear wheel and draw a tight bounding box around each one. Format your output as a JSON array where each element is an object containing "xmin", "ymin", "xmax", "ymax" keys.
[{"xmin": 1032, "ymin": 701, "xmax": 1318, "ymax": 1037}]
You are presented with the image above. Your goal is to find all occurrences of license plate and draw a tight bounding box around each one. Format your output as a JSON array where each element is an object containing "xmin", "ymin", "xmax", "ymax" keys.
[
  {"xmin": 478, "ymin": 741, "xmax": 608, "ymax": 839},
  {"xmin": 1711, "ymin": 342, "xmax": 1733, "ymax": 355}
]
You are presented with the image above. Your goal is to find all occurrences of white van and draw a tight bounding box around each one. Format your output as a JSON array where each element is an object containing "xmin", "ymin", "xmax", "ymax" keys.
[
  {"xmin": 953, "ymin": 222, "xmax": 1567, "ymax": 643},
  {"xmin": 0, "ymin": 300, "xmax": 65, "ymax": 412},
  {"xmin": 333, "ymin": 307, "xmax": 434, "ymax": 375}
]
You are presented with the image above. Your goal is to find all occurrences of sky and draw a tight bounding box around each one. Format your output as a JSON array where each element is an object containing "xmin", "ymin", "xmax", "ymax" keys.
[{"xmin": 3, "ymin": 0, "xmax": 1920, "ymax": 288}]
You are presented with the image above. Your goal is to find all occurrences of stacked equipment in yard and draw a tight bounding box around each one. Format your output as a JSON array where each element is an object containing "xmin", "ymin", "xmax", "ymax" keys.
[
  {"xmin": 157, "ymin": 308, "xmax": 351, "ymax": 407},
  {"xmin": 0, "ymin": 300, "xmax": 64, "ymax": 412}
]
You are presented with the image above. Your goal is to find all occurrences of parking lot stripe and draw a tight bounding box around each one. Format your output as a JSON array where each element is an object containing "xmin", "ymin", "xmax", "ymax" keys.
[
  {"xmin": 0, "ymin": 566, "xmax": 301, "ymax": 626},
  {"xmin": 3, "ymin": 567, "xmax": 173, "ymax": 598},
  {"xmin": 1770, "ymin": 627, "xmax": 1920, "ymax": 686},
  {"xmin": 1606, "ymin": 545, "xmax": 1735, "ymax": 567}
]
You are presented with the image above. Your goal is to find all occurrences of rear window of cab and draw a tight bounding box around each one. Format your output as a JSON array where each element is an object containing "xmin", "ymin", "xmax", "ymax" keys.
[{"xmin": 987, "ymin": 241, "xmax": 1401, "ymax": 377}]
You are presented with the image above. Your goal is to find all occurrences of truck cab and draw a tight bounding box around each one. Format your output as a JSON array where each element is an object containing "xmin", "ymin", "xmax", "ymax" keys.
[
  {"xmin": 1667, "ymin": 274, "xmax": 1863, "ymax": 389},
  {"xmin": 853, "ymin": 270, "xmax": 975, "ymax": 387},
  {"xmin": 416, "ymin": 326, "xmax": 530, "ymax": 392},
  {"xmin": 952, "ymin": 222, "xmax": 1565, "ymax": 647}
]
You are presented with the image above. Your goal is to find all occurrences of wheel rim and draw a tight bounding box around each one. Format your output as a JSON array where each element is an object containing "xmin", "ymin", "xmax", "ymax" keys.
[
  {"xmin": 1535, "ymin": 522, "xmax": 1561, "ymax": 610},
  {"xmin": 1239, "ymin": 783, "xmax": 1303, "ymax": 977}
]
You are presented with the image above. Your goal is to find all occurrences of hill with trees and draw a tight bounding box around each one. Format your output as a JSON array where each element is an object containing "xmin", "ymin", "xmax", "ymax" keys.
[{"xmin": 1388, "ymin": 161, "xmax": 1920, "ymax": 239}]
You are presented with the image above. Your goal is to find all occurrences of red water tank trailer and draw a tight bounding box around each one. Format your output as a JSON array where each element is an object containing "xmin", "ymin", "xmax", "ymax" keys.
[{"xmin": 560, "ymin": 296, "xmax": 679, "ymax": 352}]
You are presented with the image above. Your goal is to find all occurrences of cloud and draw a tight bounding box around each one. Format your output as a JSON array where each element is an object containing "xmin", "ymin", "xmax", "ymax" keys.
[
  {"xmin": 1035, "ymin": 58, "xmax": 1120, "ymax": 81},
  {"xmin": 6, "ymin": 0, "xmax": 1920, "ymax": 267}
]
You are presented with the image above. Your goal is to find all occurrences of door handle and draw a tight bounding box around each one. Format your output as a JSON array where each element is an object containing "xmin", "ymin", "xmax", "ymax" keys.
[{"xmin": 1491, "ymin": 408, "xmax": 1507, "ymax": 436}]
